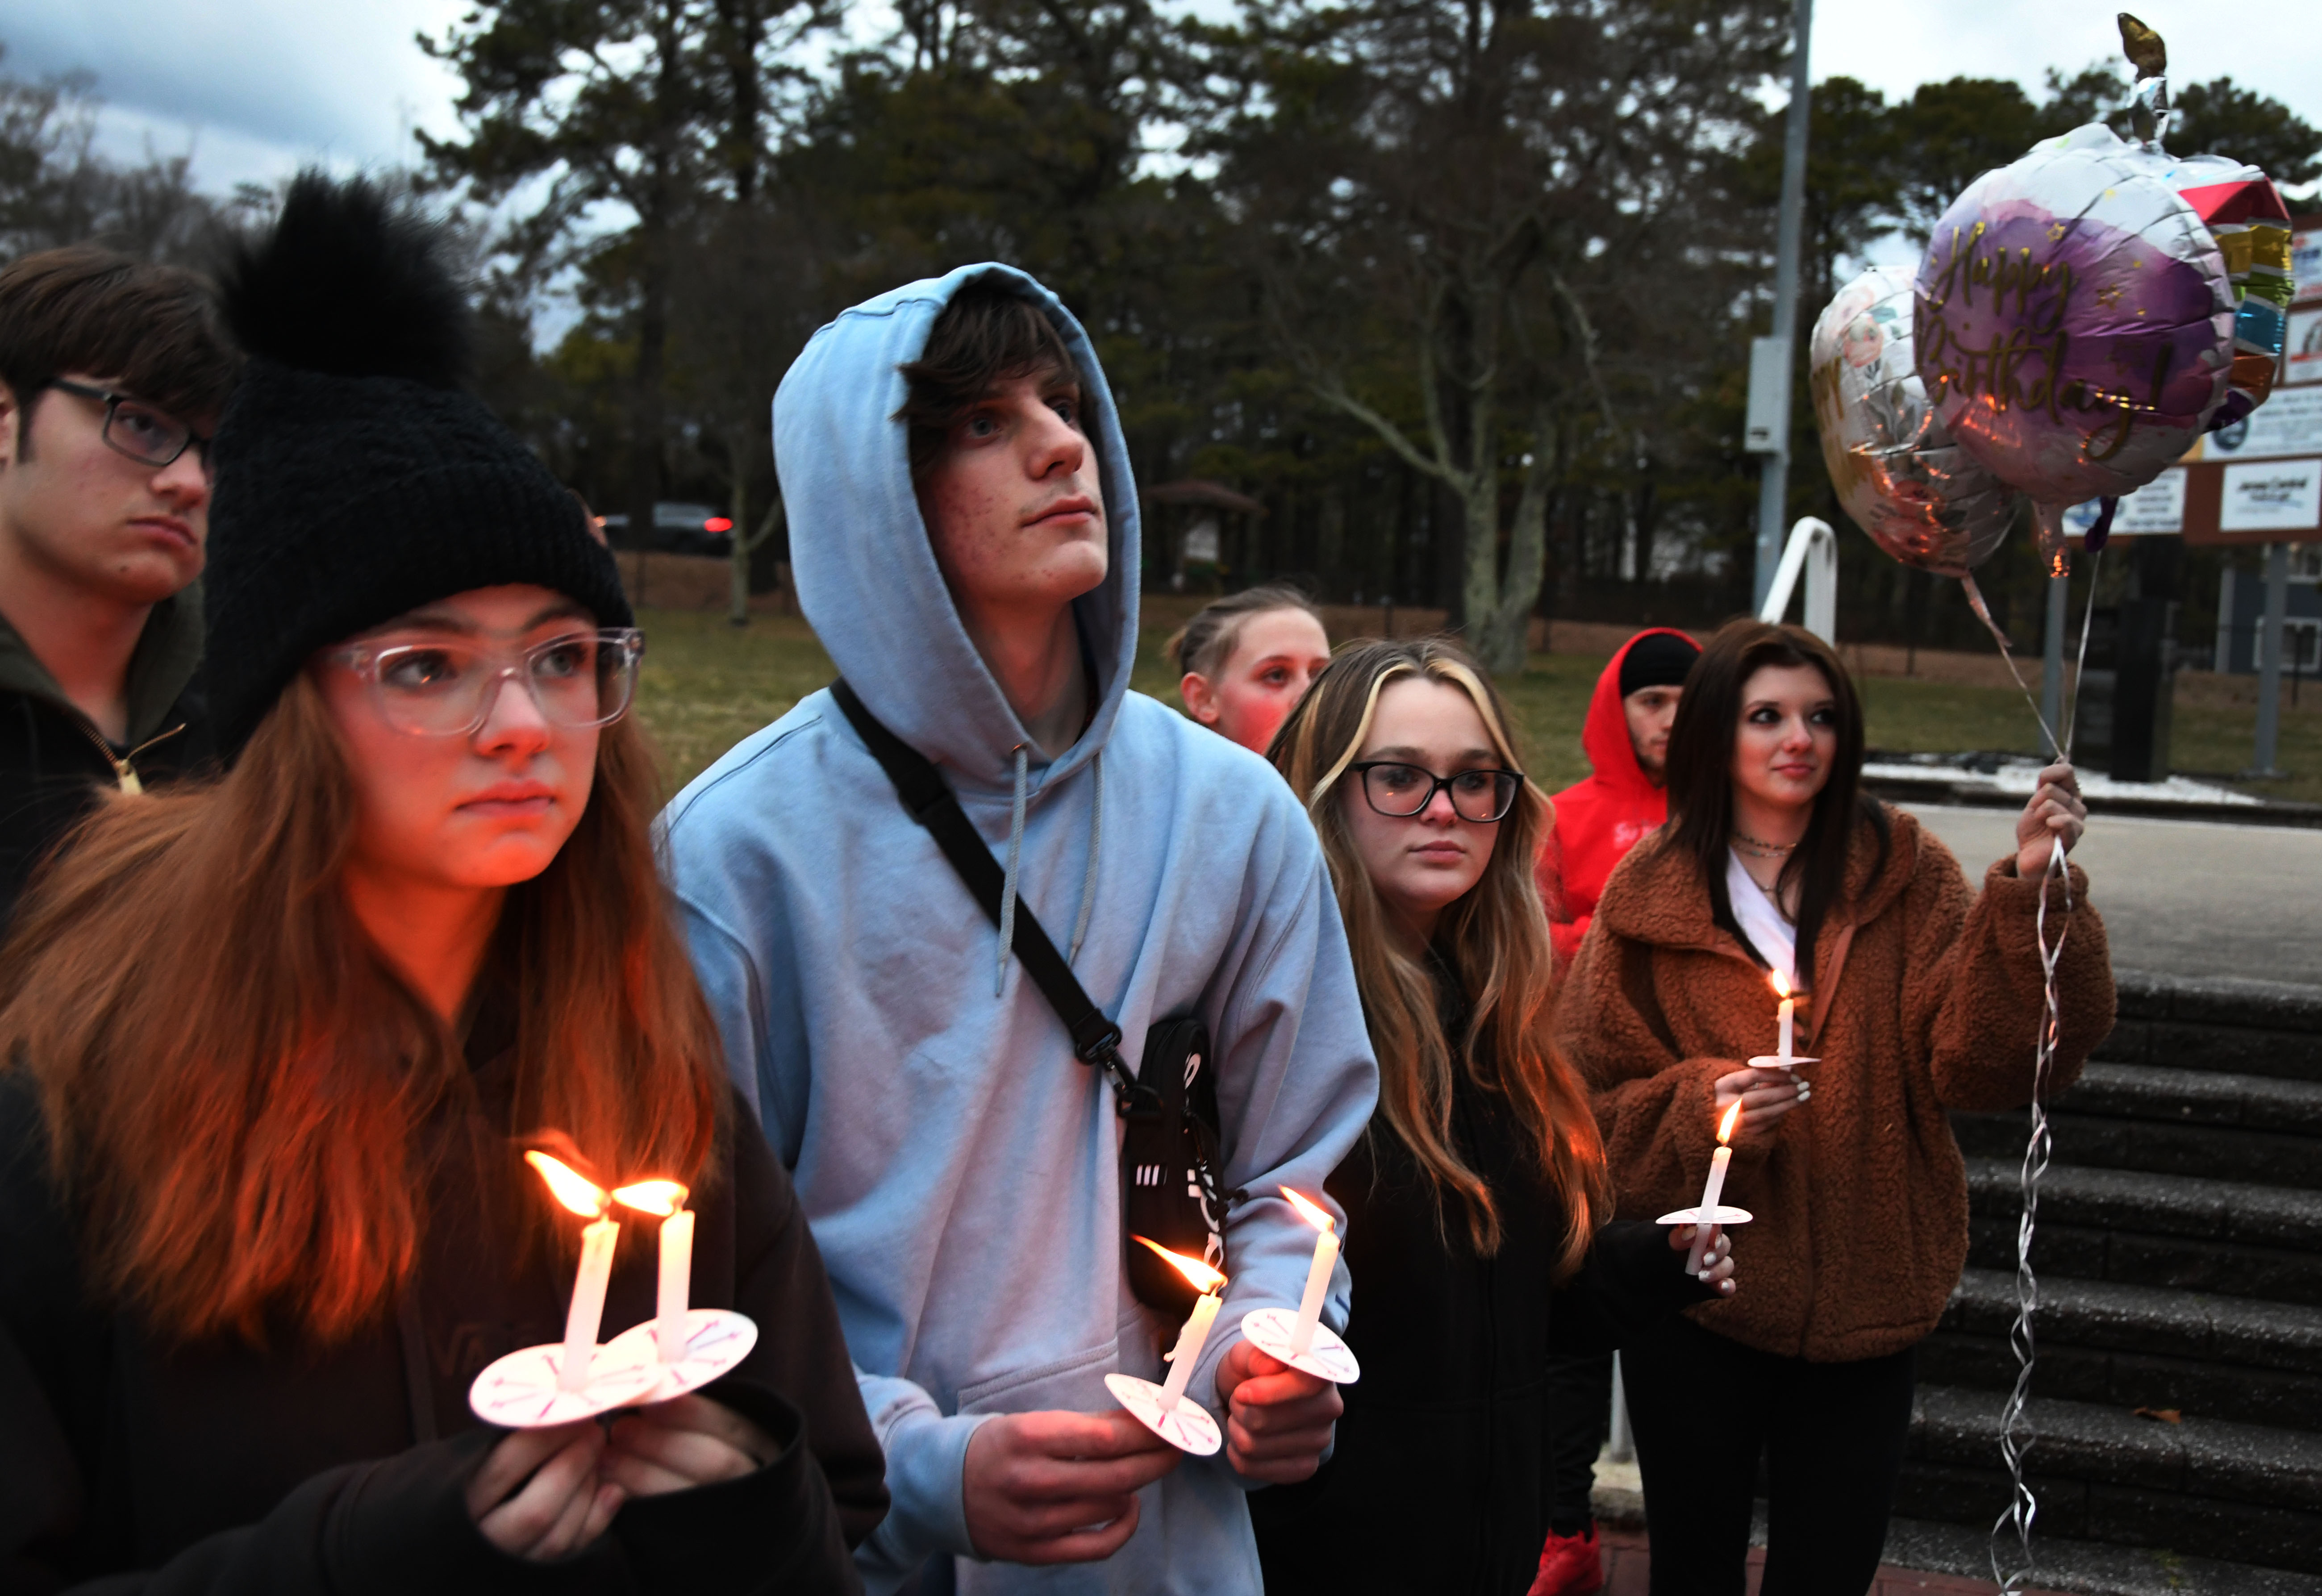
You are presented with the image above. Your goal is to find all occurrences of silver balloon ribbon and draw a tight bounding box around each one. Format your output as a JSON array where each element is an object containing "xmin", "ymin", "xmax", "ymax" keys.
[{"xmin": 1957, "ymin": 555, "xmax": 2100, "ymax": 1593}]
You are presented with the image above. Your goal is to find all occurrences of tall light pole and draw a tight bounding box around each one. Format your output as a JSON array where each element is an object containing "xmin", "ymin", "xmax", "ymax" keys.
[{"xmin": 1749, "ymin": 0, "xmax": 1814, "ymax": 613}]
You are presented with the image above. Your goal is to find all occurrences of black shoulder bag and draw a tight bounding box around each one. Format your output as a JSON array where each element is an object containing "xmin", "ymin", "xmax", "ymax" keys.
[{"xmin": 828, "ymin": 680, "xmax": 1235, "ymax": 1313}]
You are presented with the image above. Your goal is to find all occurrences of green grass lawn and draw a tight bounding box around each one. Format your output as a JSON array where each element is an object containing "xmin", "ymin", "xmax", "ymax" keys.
[{"xmin": 633, "ymin": 607, "xmax": 2322, "ymax": 807}]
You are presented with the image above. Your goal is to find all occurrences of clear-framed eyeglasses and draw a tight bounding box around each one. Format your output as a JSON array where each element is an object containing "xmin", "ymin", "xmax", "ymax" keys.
[
  {"xmin": 46, "ymin": 378, "xmax": 211, "ymax": 471},
  {"xmin": 1347, "ymin": 761, "xmax": 1523, "ymax": 824},
  {"xmin": 329, "ymin": 628, "xmax": 645, "ymax": 738}
]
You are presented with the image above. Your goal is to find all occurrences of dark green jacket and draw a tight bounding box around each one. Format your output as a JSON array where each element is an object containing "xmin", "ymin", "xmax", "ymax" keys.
[{"xmin": 0, "ymin": 589, "xmax": 209, "ymax": 922}]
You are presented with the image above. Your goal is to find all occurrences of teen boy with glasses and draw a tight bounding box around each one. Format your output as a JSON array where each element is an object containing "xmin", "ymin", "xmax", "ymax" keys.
[
  {"xmin": 0, "ymin": 247, "xmax": 238, "ymax": 920},
  {"xmin": 661, "ymin": 267, "xmax": 1380, "ymax": 1594}
]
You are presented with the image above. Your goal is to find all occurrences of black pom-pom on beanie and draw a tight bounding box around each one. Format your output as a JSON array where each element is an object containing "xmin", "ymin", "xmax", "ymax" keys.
[{"xmin": 203, "ymin": 171, "xmax": 630, "ymax": 759}]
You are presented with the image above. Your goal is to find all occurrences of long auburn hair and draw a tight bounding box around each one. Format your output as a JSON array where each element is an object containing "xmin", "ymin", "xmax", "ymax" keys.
[
  {"xmin": 0, "ymin": 673, "xmax": 725, "ymax": 1346},
  {"xmin": 1269, "ymin": 638, "xmax": 1608, "ymax": 1269},
  {"xmin": 1661, "ymin": 619, "xmax": 1888, "ymax": 988}
]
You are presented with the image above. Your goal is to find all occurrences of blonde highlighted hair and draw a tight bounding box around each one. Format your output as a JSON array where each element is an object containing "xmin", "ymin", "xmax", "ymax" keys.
[{"xmin": 1269, "ymin": 638, "xmax": 1607, "ymax": 1268}]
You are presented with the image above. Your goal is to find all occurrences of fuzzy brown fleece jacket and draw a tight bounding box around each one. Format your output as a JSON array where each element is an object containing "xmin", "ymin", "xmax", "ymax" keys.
[{"xmin": 1552, "ymin": 806, "xmax": 2115, "ymax": 1363}]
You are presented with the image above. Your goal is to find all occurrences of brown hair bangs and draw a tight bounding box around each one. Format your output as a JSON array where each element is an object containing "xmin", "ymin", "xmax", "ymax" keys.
[
  {"xmin": 895, "ymin": 279, "xmax": 1084, "ymax": 479},
  {"xmin": 0, "ymin": 246, "xmax": 240, "ymax": 428},
  {"xmin": 0, "ymin": 674, "xmax": 724, "ymax": 1347}
]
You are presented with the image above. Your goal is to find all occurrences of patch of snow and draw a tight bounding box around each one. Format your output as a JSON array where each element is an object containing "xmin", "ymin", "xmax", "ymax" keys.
[{"xmin": 1863, "ymin": 757, "xmax": 2261, "ymax": 806}]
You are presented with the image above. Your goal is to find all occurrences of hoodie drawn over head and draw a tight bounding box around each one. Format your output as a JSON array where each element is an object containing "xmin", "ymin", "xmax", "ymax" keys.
[
  {"xmin": 659, "ymin": 264, "xmax": 1380, "ymax": 1596},
  {"xmin": 1536, "ymin": 629, "xmax": 1696, "ymax": 965}
]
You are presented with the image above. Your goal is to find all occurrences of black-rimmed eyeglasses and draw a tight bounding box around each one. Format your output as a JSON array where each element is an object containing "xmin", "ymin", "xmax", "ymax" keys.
[
  {"xmin": 1347, "ymin": 761, "xmax": 1523, "ymax": 824},
  {"xmin": 46, "ymin": 379, "xmax": 211, "ymax": 471}
]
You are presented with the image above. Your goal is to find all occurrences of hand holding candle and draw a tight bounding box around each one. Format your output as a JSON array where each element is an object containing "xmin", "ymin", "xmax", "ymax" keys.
[
  {"xmin": 1687, "ymin": 1100, "xmax": 1742, "ymax": 1276},
  {"xmin": 1659, "ymin": 1099, "xmax": 1753, "ymax": 1275}
]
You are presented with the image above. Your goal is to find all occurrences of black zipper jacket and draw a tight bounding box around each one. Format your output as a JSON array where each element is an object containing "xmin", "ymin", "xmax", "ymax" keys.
[
  {"xmin": 0, "ymin": 987, "xmax": 889, "ymax": 1596},
  {"xmin": 0, "ymin": 590, "xmax": 210, "ymax": 925},
  {"xmin": 1248, "ymin": 997, "xmax": 1709, "ymax": 1596}
]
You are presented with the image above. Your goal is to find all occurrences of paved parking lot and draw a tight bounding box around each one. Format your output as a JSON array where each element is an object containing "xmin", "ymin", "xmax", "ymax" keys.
[{"xmin": 1904, "ymin": 807, "xmax": 2322, "ymax": 988}]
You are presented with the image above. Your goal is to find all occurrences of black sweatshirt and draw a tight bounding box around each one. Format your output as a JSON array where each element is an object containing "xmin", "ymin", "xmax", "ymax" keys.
[
  {"xmin": 0, "ymin": 592, "xmax": 210, "ymax": 926},
  {"xmin": 0, "ymin": 991, "xmax": 889, "ymax": 1596},
  {"xmin": 1248, "ymin": 1043, "xmax": 1708, "ymax": 1596}
]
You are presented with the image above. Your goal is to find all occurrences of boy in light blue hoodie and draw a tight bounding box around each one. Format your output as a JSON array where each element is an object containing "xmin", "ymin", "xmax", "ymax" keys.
[{"xmin": 660, "ymin": 266, "xmax": 1380, "ymax": 1594}]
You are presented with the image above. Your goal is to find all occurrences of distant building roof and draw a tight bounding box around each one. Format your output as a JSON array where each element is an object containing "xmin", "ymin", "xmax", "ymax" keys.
[{"xmin": 1144, "ymin": 478, "xmax": 1267, "ymax": 517}]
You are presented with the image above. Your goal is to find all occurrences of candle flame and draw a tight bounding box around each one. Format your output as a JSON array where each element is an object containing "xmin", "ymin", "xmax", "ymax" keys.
[
  {"xmin": 613, "ymin": 1179, "xmax": 689, "ymax": 1217},
  {"xmin": 1769, "ymin": 969, "xmax": 1792, "ymax": 1000},
  {"xmin": 1282, "ymin": 1186, "xmax": 1336, "ymax": 1235},
  {"xmin": 1134, "ymin": 1235, "xmax": 1226, "ymax": 1293},
  {"xmin": 1716, "ymin": 1100, "xmax": 1744, "ymax": 1146},
  {"xmin": 525, "ymin": 1150, "xmax": 609, "ymax": 1217}
]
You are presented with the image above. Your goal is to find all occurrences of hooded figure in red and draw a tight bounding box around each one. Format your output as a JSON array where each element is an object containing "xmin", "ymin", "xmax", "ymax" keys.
[{"xmin": 1537, "ymin": 629, "xmax": 1699, "ymax": 965}]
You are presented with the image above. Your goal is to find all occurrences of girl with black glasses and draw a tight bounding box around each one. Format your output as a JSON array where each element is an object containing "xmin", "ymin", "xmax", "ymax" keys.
[{"xmin": 1246, "ymin": 638, "xmax": 1732, "ymax": 1596}]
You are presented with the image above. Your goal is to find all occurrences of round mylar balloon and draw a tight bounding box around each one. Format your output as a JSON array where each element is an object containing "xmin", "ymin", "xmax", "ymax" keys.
[
  {"xmin": 1913, "ymin": 123, "xmax": 2236, "ymax": 513},
  {"xmin": 1809, "ymin": 267, "xmax": 2019, "ymax": 575}
]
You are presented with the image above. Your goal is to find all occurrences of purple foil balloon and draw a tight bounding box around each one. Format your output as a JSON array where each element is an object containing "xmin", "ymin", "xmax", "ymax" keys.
[
  {"xmin": 1914, "ymin": 124, "xmax": 2234, "ymax": 521},
  {"xmin": 1811, "ymin": 267, "xmax": 2020, "ymax": 576}
]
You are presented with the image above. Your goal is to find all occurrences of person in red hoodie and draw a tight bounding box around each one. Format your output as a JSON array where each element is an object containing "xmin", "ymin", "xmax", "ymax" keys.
[
  {"xmin": 1536, "ymin": 629, "xmax": 1700, "ymax": 965},
  {"xmin": 1528, "ymin": 627, "xmax": 1696, "ymax": 1596}
]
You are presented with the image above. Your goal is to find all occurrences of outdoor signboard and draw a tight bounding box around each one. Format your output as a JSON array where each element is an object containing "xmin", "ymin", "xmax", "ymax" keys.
[{"xmin": 2138, "ymin": 216, "xmax": 2322, "ymax": 547}]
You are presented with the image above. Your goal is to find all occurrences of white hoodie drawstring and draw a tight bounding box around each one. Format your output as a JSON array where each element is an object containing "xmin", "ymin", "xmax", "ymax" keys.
[{"xmin": 996, "ymin": 744, "xmax": 1030, "ymax": 996}]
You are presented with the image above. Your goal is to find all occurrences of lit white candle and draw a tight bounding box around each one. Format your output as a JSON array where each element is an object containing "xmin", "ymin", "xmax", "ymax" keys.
[
  {"xmin": 1282, "ymin": 1188, "xmax": 1339, "ymax": 1357},
  {"xmin": 527, "ymin": 1151, "xmax": 621, "ymax": 1393},
  {"xmin": 1688, "ymin": 1100, "xmax": 1745, "ymax": 1277},
  {"xmin": 1134, "ymin": 1237, "xmax": 1230, "ymax": 1411},
  {"xmin": 1772, "ymin": 970, "xmax": 1796, "ymax": 1062},
  {"xmin": 616, "ymin": 1180, "xmax": 695, "ymax": 1364},
  {"xmin": 1160, "ymin": 1291, "xmax": 1223, "ymax": 1408}
]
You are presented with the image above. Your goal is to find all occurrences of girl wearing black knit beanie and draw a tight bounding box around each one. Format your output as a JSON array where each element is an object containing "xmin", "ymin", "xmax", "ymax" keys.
[{"xmin": 0, "ymin": 174, "xmax": 884, "ymax": 1595}]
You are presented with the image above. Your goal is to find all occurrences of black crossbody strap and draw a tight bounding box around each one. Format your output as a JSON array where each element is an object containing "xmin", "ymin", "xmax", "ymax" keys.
[{"xmin": 829, "ymin": 679, "xmax": 1155, "ymax": 1112}]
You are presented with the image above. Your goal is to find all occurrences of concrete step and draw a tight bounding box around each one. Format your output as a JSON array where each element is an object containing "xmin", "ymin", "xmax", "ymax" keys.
[
  {"xmin": 2098, "ymin": 972, "xmax": 2322, "ymax": 1086},
  {"xmin": 1592, "ymin": 1460, "xmax": 2322, "ymax": 1594},
  {"xmin": 1897, "ymin": 1384, "xmax": 2322, "ymax": 1576},
  {"xmin": 1954, "ymin": 1067, "xmax": 2322, "ymax": 1189},
  {"xmin": 1877, "ymin": 1514, "xmax": 2322, "ymax": 1596},
  {"xmin": 1922, "ymin": 1269, "xmax": 2322, "ymax": 1430},
  {"xmin": 2062, "ymin": 1063, "xmax": 2322, "ymax": 1140},
  {"xmin": 1963, "ymin": 1158, "xmax": 2322, "ymax": 1306}
]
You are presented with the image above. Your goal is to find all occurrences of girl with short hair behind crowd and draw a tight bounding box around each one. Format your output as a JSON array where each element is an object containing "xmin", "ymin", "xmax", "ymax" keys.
[
  {"xmin": 1246, "ymin": 638, "xmax": 1730, "ymax": 1596},
  {"xmin": 1165, "ymin": 584, "xmax": 1331, "ymax": 754},
  {"xmin": 0, "ymin": 174, "xmax": 884, "ymax": 1593},
  {"xmin": 1553, "ymin": 619, "xmax": 2114, "ymax": 1595}
]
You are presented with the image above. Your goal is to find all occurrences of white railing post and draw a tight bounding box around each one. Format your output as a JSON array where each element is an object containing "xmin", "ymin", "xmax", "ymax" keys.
[
  {"xmin": 1757, "ymin": 516, "xmax": 1838, "ymax": 643},
  {"xmin": 1606, "ymin": 1352, "xmax": 1634, "ymax": 1463}
]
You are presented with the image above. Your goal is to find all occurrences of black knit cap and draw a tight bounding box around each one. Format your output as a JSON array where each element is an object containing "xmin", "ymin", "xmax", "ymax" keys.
[
  {"xmin": 203, "ymin": 171, "xmax": 630, "ymax": 759},
  {"xmin": 1617, "ymin": 631, "xmax": 1700, "ymax": 698}
]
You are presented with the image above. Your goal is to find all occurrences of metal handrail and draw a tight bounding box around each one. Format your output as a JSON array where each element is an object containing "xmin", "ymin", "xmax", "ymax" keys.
[{"xmin": 1758, "ymin": 516, "xmax": 1838, "ymax": 642}]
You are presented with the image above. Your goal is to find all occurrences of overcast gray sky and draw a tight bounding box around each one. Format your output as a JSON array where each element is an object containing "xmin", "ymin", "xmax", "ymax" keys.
[{"xmin": 8, "ymin": 0, "xmax": 2318, "ymax": 198}]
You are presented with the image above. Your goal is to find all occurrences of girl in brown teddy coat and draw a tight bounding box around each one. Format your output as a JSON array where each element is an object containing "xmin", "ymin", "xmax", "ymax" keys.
[{"xmin": 1553, "ymin": 620, "xmax": 2114, "ymax": 1596}]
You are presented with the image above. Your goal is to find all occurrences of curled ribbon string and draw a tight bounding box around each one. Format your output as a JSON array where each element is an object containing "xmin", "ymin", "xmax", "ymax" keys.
[{"xmin": 1957, "ymin": 552, "xmax": 2100, "ymax": 1593}]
